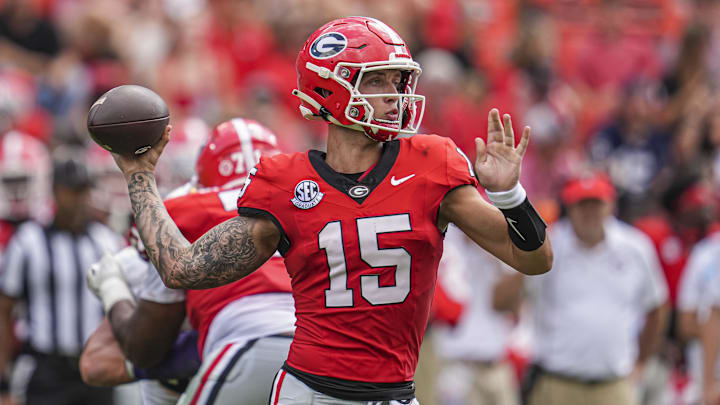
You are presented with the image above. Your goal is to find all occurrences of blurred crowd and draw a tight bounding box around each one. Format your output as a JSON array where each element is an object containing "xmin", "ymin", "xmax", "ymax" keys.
[{"xmin": 3, "ymin": 0, "xmax": 720, "ymax": 404}]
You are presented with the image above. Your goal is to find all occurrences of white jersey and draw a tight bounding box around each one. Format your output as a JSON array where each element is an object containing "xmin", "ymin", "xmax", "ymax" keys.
[
  {"xmin": 432, "ymin": 225, "xmax": 515, "ymax": 361},
  {"xmin": 136, "ymin": 260, "xmax": 187, "ymax": 304},
  {"xmin": 526, "ymin": 218, "xmax": 668, "ymax": 379}
]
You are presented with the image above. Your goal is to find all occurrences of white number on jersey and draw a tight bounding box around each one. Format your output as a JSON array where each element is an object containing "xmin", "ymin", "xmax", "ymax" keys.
[
  {"xmin": 237, "ymin": 167, "xmax": 258, "ymax": 199},
  {"xmin": 319, "ymin": 214, "xmax": 412, "ymax": 307}
]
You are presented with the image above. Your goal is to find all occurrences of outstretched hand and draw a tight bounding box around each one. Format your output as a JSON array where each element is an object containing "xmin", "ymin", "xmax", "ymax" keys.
[
  {"xmin": 474, "ymin": 109, "xmax": 530, "ymax": 192},
  {"xmin": 111, "ymin": 125, "xmax": 172, "ymax": 180}
]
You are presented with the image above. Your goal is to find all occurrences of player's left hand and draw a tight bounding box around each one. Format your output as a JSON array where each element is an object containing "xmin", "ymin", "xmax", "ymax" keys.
[
  {"xmin": 111, "ymin": 125, "xmax": 172, "ymax": 181},
  {"xmin": 474, "ymin": 109, "xmax": 530, "ymax": 192}
]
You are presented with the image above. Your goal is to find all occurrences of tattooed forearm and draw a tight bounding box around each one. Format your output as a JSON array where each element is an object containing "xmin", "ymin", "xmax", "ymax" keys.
[
  {"xmin": 126, "ymin": 172, "xmax": 270, "ymax": 289},
  {"xmin": 174, "ymin": 216, "xmax": 268, "ymax": 289}
]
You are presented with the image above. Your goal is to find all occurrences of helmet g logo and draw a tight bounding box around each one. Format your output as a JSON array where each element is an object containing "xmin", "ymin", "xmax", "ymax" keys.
[{"xmin": 310, "ymin": 33, "xmax": 347, "ymax": 59}]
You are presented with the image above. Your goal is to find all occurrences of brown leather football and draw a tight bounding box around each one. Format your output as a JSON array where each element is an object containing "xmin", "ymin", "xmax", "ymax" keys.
[{"xmin": 87, "ymin": 85, "xmax": 169, "ymax": 156}]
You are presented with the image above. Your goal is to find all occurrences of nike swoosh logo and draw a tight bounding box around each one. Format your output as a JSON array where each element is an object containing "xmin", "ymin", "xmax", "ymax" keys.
[
  {"xmin": 507, "ymin": 218, "xmax": 526, "ymax": 241},
  {"xmin": 390, "ymin": 174, "xmax": 415, "ymax": 186}
]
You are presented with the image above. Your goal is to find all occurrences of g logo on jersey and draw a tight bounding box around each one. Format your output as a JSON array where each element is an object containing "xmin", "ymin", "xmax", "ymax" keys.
[
  {"xmin": 292, "ymin": 180, "xmax": 324, "ymax": 209},
  {"xmin": 348, "ymin": 185, "xmax": 369, "ymax": 198},
  {"xmin": 310, "ymin": 32, "xmax": 347, "ymax": 59}
]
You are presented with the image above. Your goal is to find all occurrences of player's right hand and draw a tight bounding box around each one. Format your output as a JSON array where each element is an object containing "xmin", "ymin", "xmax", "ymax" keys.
[
  {"xmin": 111, "ymin": 125, "xmax": 172, "ymax": 181},
  {"xmin": 87, "ymin": 252, "xmax": 135, "ymax": 312}
]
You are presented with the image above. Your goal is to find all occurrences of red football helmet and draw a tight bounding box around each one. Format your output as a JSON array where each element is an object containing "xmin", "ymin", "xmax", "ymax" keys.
[
  {"xmin": 194, "ymin": 118, "xmax": 280, "ymax": 188},
  {"xmin": 0, "ymin": 131, "xmax": 51, "ymax": 222},
  {"xmin": 293, "ymin": 16, "xmax": 425, "ymax": 142}
]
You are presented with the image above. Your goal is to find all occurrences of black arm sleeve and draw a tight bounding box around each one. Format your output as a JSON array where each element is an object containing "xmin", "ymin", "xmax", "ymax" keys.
[{"xmin": 499, "ymin": 198, "xmax": 547, "ymax": 251}]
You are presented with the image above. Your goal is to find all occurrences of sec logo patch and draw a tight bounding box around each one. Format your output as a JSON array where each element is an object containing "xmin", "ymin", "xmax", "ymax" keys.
[{"xmin": 292, "ymin": 180, "xmax": 324, "ymax": 209}]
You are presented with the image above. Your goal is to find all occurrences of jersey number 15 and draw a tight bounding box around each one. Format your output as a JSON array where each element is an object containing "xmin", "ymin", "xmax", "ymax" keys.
[{"xmin": 319, "ymin": 214, "xmax": 412, "ymax": 307}]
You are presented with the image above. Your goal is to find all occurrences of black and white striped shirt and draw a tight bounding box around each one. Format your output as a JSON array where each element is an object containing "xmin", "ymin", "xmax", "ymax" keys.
[{"xmin": 0, "ymin": 220, "xmax": 122, "ymax": 357}]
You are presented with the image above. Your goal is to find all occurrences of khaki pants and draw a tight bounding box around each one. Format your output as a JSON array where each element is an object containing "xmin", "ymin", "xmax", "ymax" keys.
[
  {"xmin": 528, "ymin": 374, "xmax": 636, "ymax": 405},
  {"xmin": 436, "ymin": 360, "xmax": 519, "ymax": 405}
]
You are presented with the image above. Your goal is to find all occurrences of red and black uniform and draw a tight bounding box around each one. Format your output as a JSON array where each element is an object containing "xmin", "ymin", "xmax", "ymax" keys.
[{"xmin": 237, "ymin": 134, "xmax": 477, "ymax": 400}]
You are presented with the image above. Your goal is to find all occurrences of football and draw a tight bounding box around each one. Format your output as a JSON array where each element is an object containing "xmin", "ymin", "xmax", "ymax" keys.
[{"xmin": 87, "ymin": 85, "xmax": 169, "ymax": 156}]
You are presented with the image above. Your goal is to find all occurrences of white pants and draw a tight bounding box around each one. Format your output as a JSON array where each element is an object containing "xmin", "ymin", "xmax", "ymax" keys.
[
  {"xmin": 178, "ymin": 335, "xmax": 292, "ymax": 405},
  {"xmin": 139, "ymin": 380, "xmax": 181, "ymax": 405},
  {"xmin": 269, "ymin": 370, "xmax": 420, "ymax": 405}
]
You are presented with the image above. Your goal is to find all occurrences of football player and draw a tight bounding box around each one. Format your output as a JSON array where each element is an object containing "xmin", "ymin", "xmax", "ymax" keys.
[
  {"xmin": 110, "ymin": 17, "xmax": 553, "ymax": 404},
  {"xmin": 82, "ymin": 118, "xmax": 295, "ymax": 405}
]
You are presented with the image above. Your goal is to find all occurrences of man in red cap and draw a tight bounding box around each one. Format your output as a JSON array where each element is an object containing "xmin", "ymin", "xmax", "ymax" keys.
[{"xmin": 523, "ymin": 172, "xmax": 669, "ymax": 405}]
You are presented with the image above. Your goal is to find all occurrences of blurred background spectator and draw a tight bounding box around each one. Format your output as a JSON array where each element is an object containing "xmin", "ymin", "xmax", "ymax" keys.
[
  {"xmin": 2, "ymin": 0, "xmax": 720, "ymax": 403},
  {"xmin": 522, "ymin": 172, "xmax": 669, "ymax": 405},
  {"xmin": 430, "ymin": 224, "xmax": 522, "ymax": 405}
]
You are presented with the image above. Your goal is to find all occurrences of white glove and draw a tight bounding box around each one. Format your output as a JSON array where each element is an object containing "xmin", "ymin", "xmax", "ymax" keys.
[{"xmin": 87, "ymin": 251, "xmax": 135, "ymax": 313}]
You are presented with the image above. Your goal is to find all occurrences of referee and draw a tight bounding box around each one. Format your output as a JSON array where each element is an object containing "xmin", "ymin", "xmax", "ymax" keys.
[{"xmin": 0, "ymin": 149, "xmax": 123, "ymax": 405}]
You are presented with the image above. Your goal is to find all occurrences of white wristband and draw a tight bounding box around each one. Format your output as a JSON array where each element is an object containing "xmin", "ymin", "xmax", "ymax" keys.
[
  {"xmin": 99, "ymin": 278, "xmax": 135, "ymax": 313},
  {"xmin": 485, "ymin": 183, "xmax": 527, "ymax": 209}
]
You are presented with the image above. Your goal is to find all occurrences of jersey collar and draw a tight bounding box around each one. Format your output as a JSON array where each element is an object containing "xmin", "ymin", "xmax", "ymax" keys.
[{"xmin": 308, "ymin": 140, "xmax": 400, "ymax": 204}]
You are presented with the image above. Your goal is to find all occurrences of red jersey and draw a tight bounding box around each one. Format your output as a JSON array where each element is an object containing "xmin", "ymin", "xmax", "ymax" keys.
[
  {"xmin": 236, "ymin": 135, "xmax": 478, "ymax": 383},
  {"xmin": 164, "ymin": 186, "xmax": 292, "ymax": 353}
]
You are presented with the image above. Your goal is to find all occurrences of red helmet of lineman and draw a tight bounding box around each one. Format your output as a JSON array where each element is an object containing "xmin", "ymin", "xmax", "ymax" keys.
[
  {"xmin": 194, "ymin": 118, "xmax": 280, "ymax": 189},
  {"xmin": 293, "ymin": 16, "xmax": 425, "ymax": 142}
]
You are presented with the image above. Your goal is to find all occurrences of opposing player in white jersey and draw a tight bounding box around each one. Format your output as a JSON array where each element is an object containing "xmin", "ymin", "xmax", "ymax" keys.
[{"xmin": 81, "ymin": 118, "xmax": 295, "ymax": 405}]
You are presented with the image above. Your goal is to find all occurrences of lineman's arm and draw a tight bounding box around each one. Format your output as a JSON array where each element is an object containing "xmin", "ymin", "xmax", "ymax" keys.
[
  {"xmin": 86, "ymin": 252, "xmax": 186, "ymax": 367},
  {"xmin": 108, "ymin": 299, "xmax": 185, "ymax": 368},
  {"xmin": 112, "ymin": 126, "xmax": 280, "ymax": 289},
  {"xmin": 80, "ymin": 318, "xmax": 133, "ymax": 387}
]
